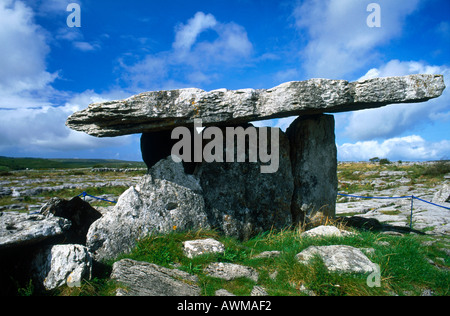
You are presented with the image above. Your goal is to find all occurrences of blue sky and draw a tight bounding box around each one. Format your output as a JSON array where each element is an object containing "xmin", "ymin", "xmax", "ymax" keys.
[{"xmin": 0, "ymin": 0, "xmax": 449, "ymax": 162}]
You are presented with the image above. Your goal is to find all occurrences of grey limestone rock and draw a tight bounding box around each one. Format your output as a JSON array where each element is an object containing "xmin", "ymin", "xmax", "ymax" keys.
[
  {"xmin": 86, "ymin": 159, "xmax": 210, "ymax": 261},
  {"xmin": 32, "ymin": 244, "xmax": 92, "ymax": 290},
  {"xmin": 197, "ymin": 127, "xmax": 294, "ymax": 240},
  {"xmin": 287, "ymin": 114, "xmax": 338, "ymax": 225},
  {"xmin": 66, "ymin": 75, "xmax": 445, "ymax": 137},
  {"xmin": 183, "ymin": 238, "xmax": 225, "ymax": 258},
  {"xmin": 0, "ymin": 212, "xmax": 71, "ymax": 250},
  {"xmin": 40, "ymin": 196, "xmax": 102, "ymax": 245},
  {"xmin": 301, "ymin": 225, "xmax": 355, "ymax": 238},
  {"xmin": 205, "ymin": 262, "xmax": 259, "ymax": 282},
  {"xmin": 296, "ymin": 245, "xmax": 378, "ymax": 274},
  {"xmin": 432, "ymin": 183, "xmax": 450, "ymax": 204},
  {"xmin": 111, "ymin": 259, "xmax": 201, "ymax": 296}
]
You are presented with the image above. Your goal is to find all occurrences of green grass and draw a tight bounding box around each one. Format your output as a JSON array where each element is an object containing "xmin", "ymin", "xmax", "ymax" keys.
[
  {"xmin": 338, "ymin": 160, "xmax": 450, "ymax": 193},
  {"xmin": 8, "ymin": 160, "xmax": 449, "ymax": 296},
  {"xmin": 0, "ymin": 156, "xmax": 145, "ymax": 171},
  {"xmin": 45, "ymin": 227, "xmax": 449, "ymax": 296}
]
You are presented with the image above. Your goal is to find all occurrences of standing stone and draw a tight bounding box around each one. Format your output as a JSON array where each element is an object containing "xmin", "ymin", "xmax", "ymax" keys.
[
  {"xmin": 197, "ymin": 127, "xmax": 294, "ymax": 240},
  {"xmin": 287, "ymin": 114, "xmax": 338, "ymax": 226}
]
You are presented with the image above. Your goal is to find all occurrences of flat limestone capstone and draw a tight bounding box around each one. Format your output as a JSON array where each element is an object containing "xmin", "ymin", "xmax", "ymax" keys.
[{"xmin": 66, "ymin": 74, "xmax": 445, "ymax": 137}]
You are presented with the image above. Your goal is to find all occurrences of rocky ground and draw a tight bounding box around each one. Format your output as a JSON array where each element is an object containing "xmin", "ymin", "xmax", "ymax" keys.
[
  {"xmin": 1, "ymin": 162, "xmax": 449, "ymax": 235},
  {"xmin": 0, "ymin": 168, "xmax": 145, "ymax": 213},
  {"xmin": 336, "ymin": 161, "xmax": 450, "ymax": 236},
  {"xmin": 1, "ymin": 161, "xmax": 449, "ymax": 296}
]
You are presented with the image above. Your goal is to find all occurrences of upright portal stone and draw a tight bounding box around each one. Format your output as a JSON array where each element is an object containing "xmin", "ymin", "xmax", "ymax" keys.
[
  {"xmin": 287, "ymin": 115, "xmax": 337, "ymax": 225},
  {"xmin": 197, "ymin": 128, "xmax": 294, "ymax": 239}
]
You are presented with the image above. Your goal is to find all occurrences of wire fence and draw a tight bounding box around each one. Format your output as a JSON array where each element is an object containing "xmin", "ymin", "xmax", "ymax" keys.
[
  {"xmin": 337, "ymin": 192, "xmax": 450, "ymax": 229},
  {"xmin": 77, "ymin": 191, "xmax": 117, "ymax": 204},
  {"xmin": 73, "ymin": 191, "xmax": 449, "ymax": 230}
]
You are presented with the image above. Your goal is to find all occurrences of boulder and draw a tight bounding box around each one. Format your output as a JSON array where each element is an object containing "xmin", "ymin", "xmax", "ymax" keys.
[
  {"xmin": 110, "ymin": 259, "xmax": 201, "ymax": 296},
  {"xmin": 197, "ymin": 127, "xmax": 293, "ymax": 239},
  {"xmin": 66, "ymin": 75, "xmax": 445, "ymax": 137},
  {"xmin": 287, "ymin": 115, "xmax": 338, "ymax": 225},
  {"xmin": 86, "ymin": 160, "xmax": 210, "ymax": 261},
  {"xmin": 205, "ymin": 262, "xmax": 259, "ymax": 282},
  {"xmin": 40, "ymin": 196, "xmax": 102, "ymax": 245},
  {"xmin": 301, "ymin": 225, "xmax": 354, "ymax": 238},
  {"xmin": 0, "ymin": 212, "xmax": 71, "ymax": 250},
  {"xmin": 183, "ymin": 238, "xmax": 225, "ymax": 258},
  {"xmin": 296, "ymin": 245, "xmax": 377, "ymax": 274},
  {"xmin": 32, "ymin": 244, "xmax": 92, "ymax": 290},
  {"xmin": 148, "ymin": 156, "xmax": 202, "ymax": 193}
]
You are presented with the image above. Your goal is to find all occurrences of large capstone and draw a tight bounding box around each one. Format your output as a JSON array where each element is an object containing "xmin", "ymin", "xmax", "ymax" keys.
[
  {"xmin": 66, "ymin": 74, "xmax": 446, "ymax": 253},
  {"xmin": 66, "ymin": 75, "xmax": 445, "ymax": 137}
]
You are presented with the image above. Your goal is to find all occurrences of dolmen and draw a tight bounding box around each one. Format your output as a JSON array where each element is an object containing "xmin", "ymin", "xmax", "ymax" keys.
[{"xmin": 65, "ymin": 74, "xmax": 445, "ymax": 260}]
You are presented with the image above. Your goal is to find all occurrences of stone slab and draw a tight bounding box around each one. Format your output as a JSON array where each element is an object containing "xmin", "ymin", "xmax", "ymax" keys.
[{"xmin": 66, "ymin": 74, "xmax": 445, "ymax": 137}]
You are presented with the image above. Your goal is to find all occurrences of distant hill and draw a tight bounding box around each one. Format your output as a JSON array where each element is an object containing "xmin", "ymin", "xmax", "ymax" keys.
[{"xmin": 0, "ymin": 156, "xmax": 146, "ymax": 171}]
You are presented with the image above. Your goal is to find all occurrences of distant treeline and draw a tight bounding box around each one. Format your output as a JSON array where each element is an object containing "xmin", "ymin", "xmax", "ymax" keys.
[{"xmin": 0, "ymin": 156, "xmax": 145, "ymax": 171}]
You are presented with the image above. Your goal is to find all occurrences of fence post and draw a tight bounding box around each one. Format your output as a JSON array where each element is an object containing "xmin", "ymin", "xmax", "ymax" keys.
[{"xmin": 410, "ymin": 195, "xmax": 414, "ymax": 230}]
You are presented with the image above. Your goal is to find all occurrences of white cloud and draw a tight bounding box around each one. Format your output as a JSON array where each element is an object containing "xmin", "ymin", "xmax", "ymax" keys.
[
  {"xmin": 0, "ymin": 0, "xmax": 58, "ymax": 108},
  {"xmin": 338, "ymin": 135, "xmax": 450, "ymax": 161},
  {"xmin": 0, "ymin": 90, "xmax": 132, "ymax": 154},
  {"xmin": 173, "ymin": 12, "xmax": 218, "ymax": 52},
  {"xmin": 293, "ymin": 0, "xmax": 421, "ymax": 78},
  {"xmin": 120, "ymin": 11, "xmax": 253, "ymax": 91},
  {"xmin": 343, "ymin": 60, "xmax": 450, "ymax": 141},
  {"xmin": 73, "ymin": 41, "xmax": 101, "ymax": 52},
  {"xmin": 173, "ymin": 12, "xmax": 252, "ymax": 64},
  {"xmin": 24, "ymin": 0, "xmax": 76, "ymax": 16},
  {"xmin": 0, "ymin": 1, "xmax": 122, "ymax": 156}
]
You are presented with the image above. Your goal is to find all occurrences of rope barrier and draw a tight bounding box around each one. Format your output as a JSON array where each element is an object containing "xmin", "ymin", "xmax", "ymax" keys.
[
  {"xmin": 337, "ymin": 193, "xmax": 450, "ymax": 210},
  {"xmin": 411, "ymin": 196, "xmax": 450, "ymax": 210},
  {"xmin": 77, "ymin": 191, "xmax": 117, "ymax": 204},
  {"xmin": 337, "ymin": 192, "xmax": 450, "ymax": 230},
  {"xmin": 337, "ymin": 193, "xmax": 412, "ymax": 200}
]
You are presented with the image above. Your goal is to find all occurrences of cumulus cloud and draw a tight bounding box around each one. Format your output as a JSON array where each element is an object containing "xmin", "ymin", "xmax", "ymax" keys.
[
  {"xmin": 344, "ymin": 60, "xmax": 450, "ymax": 141},
  {"xmin": 0, "ymin": 0, "xmax": 58, "ymax": 108},
  {"xmin": 0, "ymin": 1, "xmax": 120, "ymax": 157},
  {"xmin": 0, "ymin": 90, "xmax": 133, "ymax": 154},
  {"xmin": 120, "ymin": 11, "xmax": 253, "ymax": 91},
  {"xmin": 173, "ymin": 12, "xmax": 218, "ymax": 52},
  {"xmin": 293, "ymin": 0, "xmax": 421, "ymax": 78},
  {"xmin": 338, "ymin": 136, "xmax": 450, "ymax": 161}
]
